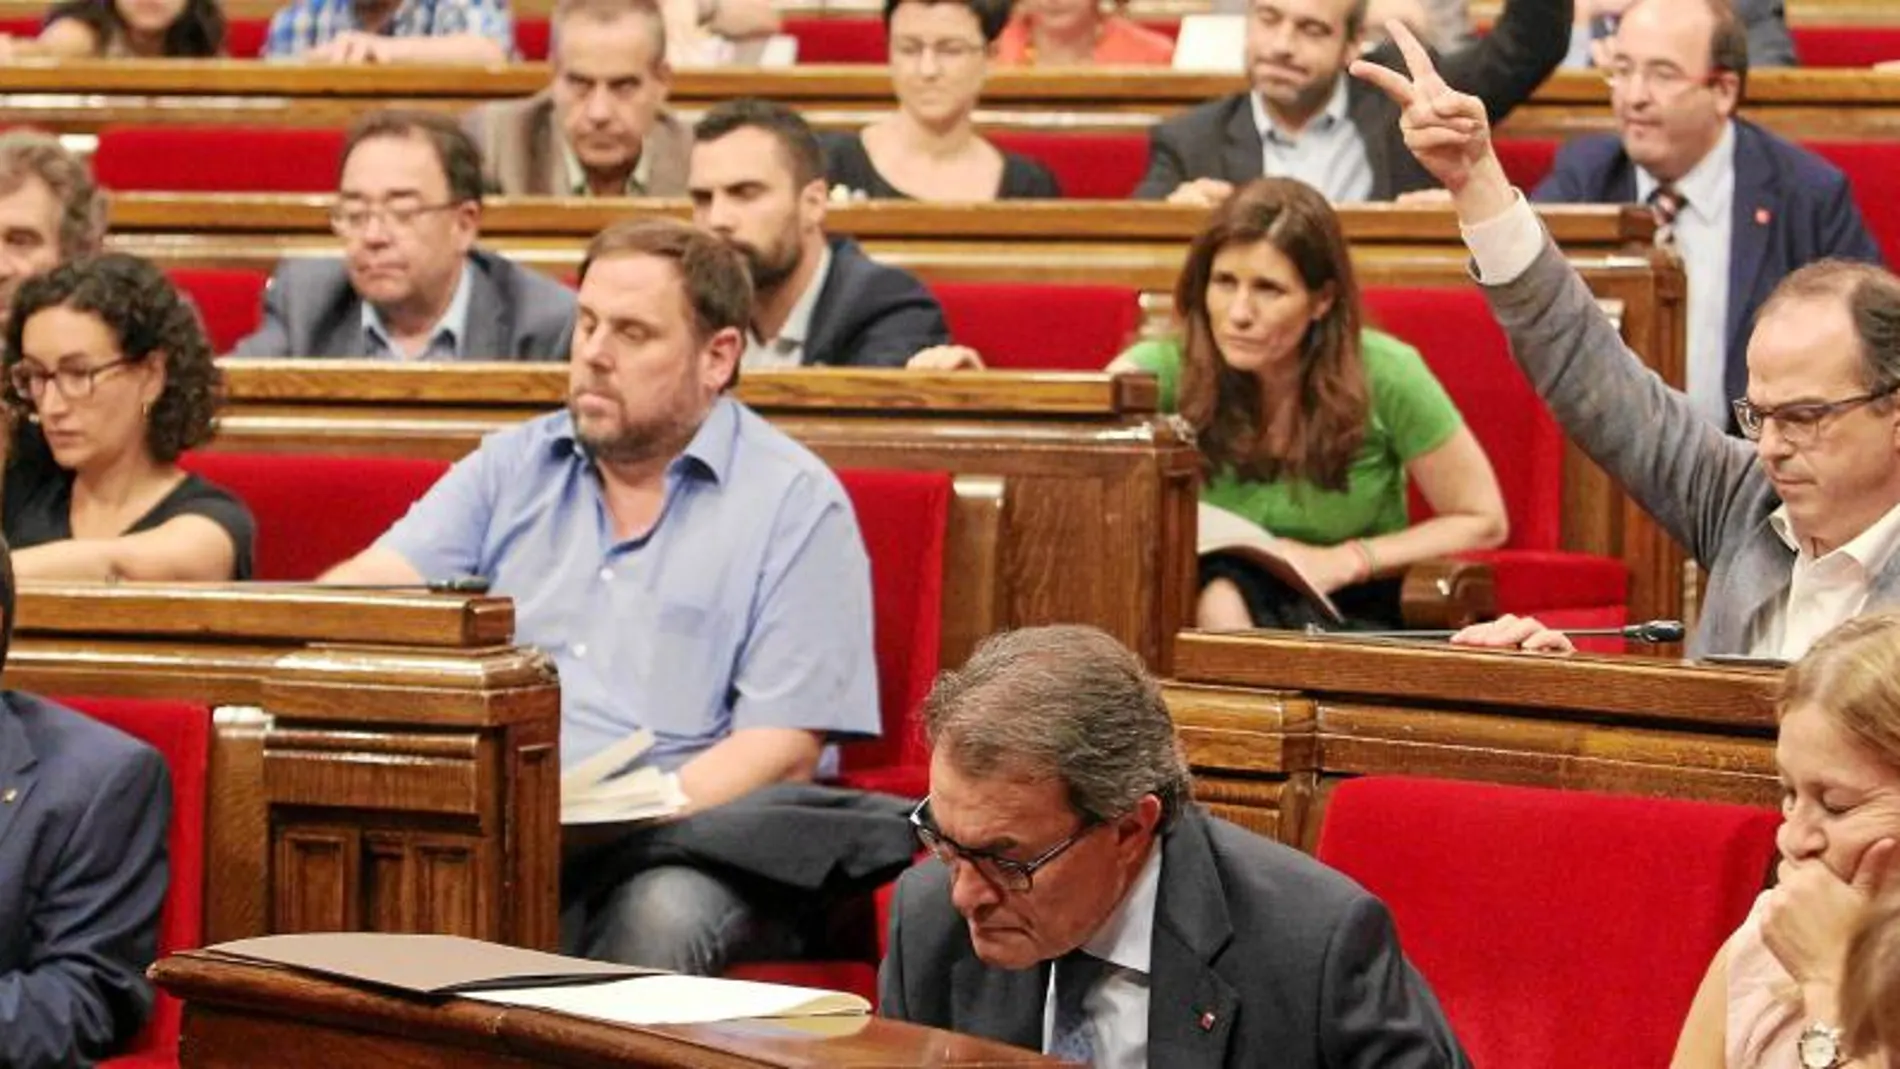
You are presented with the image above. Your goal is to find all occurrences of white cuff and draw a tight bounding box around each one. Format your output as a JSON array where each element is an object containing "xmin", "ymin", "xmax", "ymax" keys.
[{"xmin": 1460, "ymin": 191, "xmax": 1545, "ymax": 286}]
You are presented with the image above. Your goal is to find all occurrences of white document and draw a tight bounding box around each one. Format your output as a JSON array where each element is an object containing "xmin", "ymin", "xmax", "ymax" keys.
[{"xmin": 461, "ymin": 973, "xmax": 872, "ymax": 1026}]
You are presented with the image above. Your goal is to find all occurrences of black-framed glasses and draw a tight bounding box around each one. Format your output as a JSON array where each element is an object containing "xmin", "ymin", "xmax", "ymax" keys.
[
  {"xmin": 9, "ymin": 357, "xmax": 133, "ymax": 403},
  {"xmin": 328, "ymin": 198, "xmax": 461, "ymax": 236},
  {"xmin": 1732, "ymin": 385, "xmax": 1900, "ymax": 445},
  {"xmin": 908, "ymin": 797, "xmax": 1097, "ymax": 893}
]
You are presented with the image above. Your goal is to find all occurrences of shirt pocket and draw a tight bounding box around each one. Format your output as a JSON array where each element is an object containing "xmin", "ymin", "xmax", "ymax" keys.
[{"xmin": 627, "ymin": 597, "xmax": 738, "ymax": 743}]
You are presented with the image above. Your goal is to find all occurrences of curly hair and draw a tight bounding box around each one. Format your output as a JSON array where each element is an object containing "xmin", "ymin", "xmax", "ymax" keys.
[
  {"xmin": 4, "ymin": 254, "xmax": 222, "ymax": 463},
  {"xmin": 1173, "ymin": 177, "xmax": 1368, "ymax": 491},
  {"xmin": 43, "ymin": 0, "xmax": 226, "ymax": 56}
]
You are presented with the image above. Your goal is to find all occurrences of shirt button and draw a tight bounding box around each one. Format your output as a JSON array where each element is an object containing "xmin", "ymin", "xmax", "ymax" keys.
[
  {"xmin": 572, "ymin": 643, "xmax": 588, "ymax": 659},
  {"xmin": 598, "ymin": 567, "xmax": 613, "ymax": 582}
]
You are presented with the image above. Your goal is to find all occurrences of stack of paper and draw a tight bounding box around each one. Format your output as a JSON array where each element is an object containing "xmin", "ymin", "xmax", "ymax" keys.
[
  {"xmin": 561, "ymin": 728, "xmax": 687, "ymax": 826},
  {"xmin": 462, "ymin": 974, "xmax": 872, "ymax": 1025}
]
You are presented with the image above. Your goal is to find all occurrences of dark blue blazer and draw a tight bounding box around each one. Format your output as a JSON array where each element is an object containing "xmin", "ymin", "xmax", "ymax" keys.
[
  {"xmin": 803, "ymin": 236, "xmax": 950, "ymax": 368},
  {"xmin": 1531, "ymin": 118, "xmax": 1883, "ymax": 407},
  {"xmin": 0, "ymin": 692, "xmax": 170, "ymax": 1068}
]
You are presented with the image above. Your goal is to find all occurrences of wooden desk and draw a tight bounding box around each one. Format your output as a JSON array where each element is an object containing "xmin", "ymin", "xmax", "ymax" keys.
[
  {"xmin": 152, "ymin": 951, "xmax": 1064, "ymax": 1067},
  {"xmin": 1162, "ymin": 631, "xmax": 1781, "ymax": 848},
  {"xmin": 9, "ymin": 585, "xmax": 561, "ymax": 948}
]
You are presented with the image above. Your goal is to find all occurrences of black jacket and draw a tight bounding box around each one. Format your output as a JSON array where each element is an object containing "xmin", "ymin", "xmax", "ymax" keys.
[{"xmin": 804, "ymin": 236, "xmax": 950, "ymax": 368}]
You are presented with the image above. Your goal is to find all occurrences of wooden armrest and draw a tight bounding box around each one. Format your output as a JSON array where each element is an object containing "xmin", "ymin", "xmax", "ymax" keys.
[{"xmin": 1399, "ymin": 558, "xmax": 1497, "ymax": 630}]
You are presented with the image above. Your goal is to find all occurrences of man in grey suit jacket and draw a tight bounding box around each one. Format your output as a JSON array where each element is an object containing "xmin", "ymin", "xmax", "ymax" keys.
[
  {"xmin": 1359, "ymin": 24, "xmax": 1900, "ymax": 661},
  {"xmin": 235, "ymin": 109, "xmax": 574, "ymax": 361},
  {"xmin": 462, "ymin": 0, "xmax": 692, "ymax": 197},
  {"xmin": 880, "ymin": 625, "xmax": 1468, "ymax": 1068}
]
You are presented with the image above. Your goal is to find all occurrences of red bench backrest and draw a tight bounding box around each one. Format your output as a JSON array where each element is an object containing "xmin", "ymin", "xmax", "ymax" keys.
[
  {"xmin": 987, "ymin": 129, "xmax": 1150, "ymax": 199},
  {"xmin": 1792, "ymin": 25, "xmax": 1900, "ymax": 67},
  {"xmin": 93, "ymin": 125, "xmax": 346, "ymax": 193},
  {"xmin": 166, "ymin": 267, "xmax": 268, "ymax": 354},
  {"xmin": 1809, "ymin": 141, "xmax": 1900, "ymax": 270},
  {"xmin": 934, "ymin": 281, "xmax": 1141, "ymax": 370}
]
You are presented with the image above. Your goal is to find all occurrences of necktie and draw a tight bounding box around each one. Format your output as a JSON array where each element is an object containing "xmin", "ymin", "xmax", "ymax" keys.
[
  {"xmin": 1048, "ymin": 951, "xmax": 1107, "ymax": 1065},
  {"xmin": 1649, "ymin": 184, "xmax": 1686, "ymax": 249}
]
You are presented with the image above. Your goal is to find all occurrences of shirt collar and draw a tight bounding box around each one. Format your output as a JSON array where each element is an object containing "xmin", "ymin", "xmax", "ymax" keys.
[
  {"xmin": 752, "ymin": 243, "xmax": 832, "ymax": 350},
  {"xmin": 362, "ymin": 255, "xmax": 474, "ymax": 359},
  {"xmin": 551, "ymin": 393, "xmax": 742, "ymax": 487},
  {"xmin": 1769, "ymin": 496, "xmax": 1900, "ymax": 569},
  {"xmin": 559, "ymin": 131, "xmax": 654, "ymax": 197},
  {"xmin": 1077, "ymin": 838, "xmax": 1162, "ymax": 975},
  {"xmin": 1634, "ymin": 119, "xmax": 1736, "ymax": 224},
  {"xmin": 1251, "ymin": 73, "xmax": 1352, "ymax": 145}
]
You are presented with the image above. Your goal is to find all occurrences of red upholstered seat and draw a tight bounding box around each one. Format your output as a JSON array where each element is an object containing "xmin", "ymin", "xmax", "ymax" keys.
[
  {"xmin": 178, "ymin": 452, "xmax": 451, "ymax": 579},
  {"xmin": 60, "ymin": 697, "xmax": 213, "ymax": 1069},
  {"xmin": 783, "ymin": 16, "xmax": 886, "ymax": 63},
  {"xmin": 986, "ymin": 130, "xmax": 1150, "ymax": 199},
  {"xmin": 1792, "ymin": 25, "xmax": 1900, "ymax": 67},
  {"xmin": 934, "ymin": 281, "xmax": 1141, "ymax": 370},
  {"xmin": 1364, "ymin": 286, "xmax": 1629, "ymax": 633},
  {"xmin": 1809, "ymin": 141, "xmax": 1900, "ymax": 271},
  {"xmin": 224, "ymin": 17, "xmax": 268, "ymax": 57},
  {"xmin": 516, "ymin": 16, "xmax": 550, "ymax": 60},
  {"xmin": 1315, "ymin": 776, "xmax": 1778, "ymax": 1069},
  {"xmin": 92, "ymin": 125, "xmax": 345, "ymax": 193},
  {"xmin": 166, "ymin": 267, "xmax": 267, "ymax": 354},
  {"xmin": 0, "ymin": 16, "xmax": 37, "ymax": 35},
  {"xmin": 1494, "ymin": 137, "xmax": 1560, "ymax": 192}
]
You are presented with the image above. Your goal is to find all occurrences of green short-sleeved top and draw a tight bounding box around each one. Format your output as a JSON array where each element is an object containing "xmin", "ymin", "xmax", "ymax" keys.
[{"xmin": 1121, "ymin": 329, "xmax": 1463, "ymax": 546}]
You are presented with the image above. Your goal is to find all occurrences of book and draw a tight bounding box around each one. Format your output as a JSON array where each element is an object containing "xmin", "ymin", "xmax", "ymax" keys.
[
  {"xmin": 561, "ymin": 727, "xmax": 687, "ymax": 827},
  {"xmin": 460, "ymin": 973, "xmax": 873, "ymax": 1026},
  {"xmin": 1196, "ymin": 501, "xmax": 1344, "ymax": 624}
]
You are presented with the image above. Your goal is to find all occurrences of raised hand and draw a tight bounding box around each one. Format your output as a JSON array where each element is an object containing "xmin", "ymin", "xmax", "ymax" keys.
[{"xmin": 1348, "ymin": 21, "xmax": 1498, "ymax": 197}]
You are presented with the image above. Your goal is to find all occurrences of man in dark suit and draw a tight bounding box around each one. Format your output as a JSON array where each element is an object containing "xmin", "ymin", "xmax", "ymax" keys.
[
  {"xmin": 688, "ymin": 98, "xmax": 949, "ymax": 369},
  {"xmin": 880, "ymin": 624, "xmax": 1468, "ymax": 1068},
  {"xmin": 234, "ymin": 108, "xmax": 575, "ymax": 360},
  {"xmin": 0, "ymin": 534, "xmax": 172, "ymax": 1067},
  {"xmin": 1134, "ymin": 0, "xmax": 1570, "ymax": 204},
  {"xmin": 1533, "ymin": 0, "xmax": 1880, "ymax": 430}
]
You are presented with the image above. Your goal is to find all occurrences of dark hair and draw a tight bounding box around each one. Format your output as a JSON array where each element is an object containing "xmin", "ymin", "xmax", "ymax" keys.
[
  {"xmin": 340, "ymin": 109, "xmax": 485, "ymax": 207},
  {"xmin": 43, "ymin": 0, "xmax": 224, "ymax": 56},
  {"xmin": 1344, "ymin": 0, "xmax": 1370, "ymax": 38},
  {"xmin": 922, "ymin": 625, "xmax": 1193, "ymax": 828},
  {"xmin": 880, "ymin": 0, "xmax": 1010, "ymax": 43},
  {"xmin": 579, "ymin": 218, "xmax": 753, "ymax": 348},
  {"xmin": 1757, "ymin": 260, "xmax": 1900, "ymax": 397},
  {"xmin": 4, "ymin": 253, "xmax": 222, "ymax": 463},
  {"xmin": 0, "ymin": 131, "xmax": 106, "ymax": 265},
  {"xmin": 693, "ymin": 98, "xmax": 827, "ymax": 188},
  {"xmin": 0, "ymin": 531, "xmax": 13, "ymax": 672},
  {"xmin": 1174, "ymin": 177, "xmax": 1367, "ymax": 491},
  {"xmin": 1703, "ymin": 0, "xmax": 1750, "ymax": 98}
]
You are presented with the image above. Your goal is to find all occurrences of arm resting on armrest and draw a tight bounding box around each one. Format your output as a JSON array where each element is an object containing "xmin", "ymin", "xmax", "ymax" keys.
[
  {"xmin": 319, "ymin": 546, "xmax": 425, "ymax": 585},
  {"xmin": 13, "ymin": 516, "xmax": 237, "ymax": 582}
]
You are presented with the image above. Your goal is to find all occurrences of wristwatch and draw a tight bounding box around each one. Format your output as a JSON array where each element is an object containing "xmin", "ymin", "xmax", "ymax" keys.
[{"xmin": 1799, "ymin": 1022, "xmax": 1847, "ymax": 1069}]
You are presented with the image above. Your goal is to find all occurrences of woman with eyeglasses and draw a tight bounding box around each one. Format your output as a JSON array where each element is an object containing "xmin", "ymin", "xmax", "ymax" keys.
[
  {"xmin": 2, "ymin": 254, "xmax": 254, "ymax": 581},
  {"xmin": 821, "ymin": 0, "xmax": 1059, "ymax": 202}
]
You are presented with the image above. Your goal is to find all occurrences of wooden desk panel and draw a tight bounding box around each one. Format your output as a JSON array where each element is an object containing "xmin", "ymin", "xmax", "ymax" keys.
[{"xmin": 154, "ymin": 952, "xmax": 1065, "ymax": 1068}]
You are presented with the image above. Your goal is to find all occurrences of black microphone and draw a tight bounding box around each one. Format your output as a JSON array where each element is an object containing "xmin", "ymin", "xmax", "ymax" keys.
[
  {"xmin": 1337, "ymin": 618, "xmax": 1688, "ymax": 644},
  {"xmin": 249, "ymin": 577, "xmax": 493, "ymax": 595}
]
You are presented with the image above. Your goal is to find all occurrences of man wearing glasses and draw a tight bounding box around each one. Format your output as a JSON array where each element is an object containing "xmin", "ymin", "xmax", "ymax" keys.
[
  {"xmin": 1350, "ymin": 21, "xmax": 1900, "ymax": 661},
  {"xmin": 234, "ymin": 109, "xmax": 575, "ymax": 361},
  {"xmin": 1532, "ymin": 0, "xmax": 1880, "ymax": 433},
  {"xmin": 881, "ymin": 624, "xmax": 1468, "ymax": 1067}
]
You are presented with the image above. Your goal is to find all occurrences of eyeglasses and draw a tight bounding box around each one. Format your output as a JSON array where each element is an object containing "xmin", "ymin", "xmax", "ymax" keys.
[
  {"xmin": 1732, "ymin": 385, "xmax": 1900, "ymax": 445},
  {"xmin": 1602, "ymin": 61, "xmax": 1723, "ymax": 97},
  {"xmin": 9, "ymin": 357, "xmax": 133, "ymax": 403},
  {"xmin": 890, "ymin": 37, "xmax": 985, "ymax": 64},
  {"xmin": 328, "ymin": 199, "xmax": 461, "ymax": 236},
  {"xmin": 908, "ymin": 797, "xmax": 1097, "ymax": 893}
]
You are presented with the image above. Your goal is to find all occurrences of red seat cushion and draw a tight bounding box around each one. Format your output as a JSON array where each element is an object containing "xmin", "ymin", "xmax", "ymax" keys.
[
  {"xmin": 223, "ymin": 17, "xmax": 268, "ymax": 57},
  {"xmin": 783, "ymin": 16, "xmax": 887, "ymax": 63},
  {"xmin": 1809, "ymin": 141, "xmax": 1900, "ymax": 272},
  {"xmin": 1495, "ymin": 138, "xmax": 1560, "ymax": 192},
  {"xmin": 986, "ymin": 130, "xmax": 1149, "ymax": 200},
  {"xmin": 166, "ymin": 267, "xmax": 267, "ymax": 354},
  {"xmin": 1792, "ymin": 25, "xmax": 1900, "ymax": 67},
  {"xmin": 178, "ymin": 452, "xmax": 451, "ymax": 580},
  {"xmin": 1316, "ymin": 776, "xmax": 1779, "ymax": 1069},
  {"xmin": 934, "ymin": 282, "xmax": 1141, "ymax": 370},
  {"xmin": 60, "ymin": 697, "xmax": 212, "ymax": 1069},
  {"xmin": 0, "ymin": 16, "xmax": 37, "ymax": 35},
  {"xmin": 92, "ymin": 126, "xmax": 345, "ymax": 193},
  {"xmin": 516, "ymin": 16, "xmax": 550, "ymax": 60}
]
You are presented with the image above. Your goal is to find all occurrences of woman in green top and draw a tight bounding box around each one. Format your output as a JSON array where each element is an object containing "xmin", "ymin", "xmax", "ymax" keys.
[{"xmin": 1110, "ymin": 177, "xmax": 1508, "ymax": 630}]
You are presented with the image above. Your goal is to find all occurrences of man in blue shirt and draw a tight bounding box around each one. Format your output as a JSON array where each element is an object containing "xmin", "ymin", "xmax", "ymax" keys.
[
  {"xmin": 321, "ymin": 218, "xmax": 881, "ymax": 974},
  {"xmin": 263, "ymin": 0, "xmax": 512, "ymax": 63}
]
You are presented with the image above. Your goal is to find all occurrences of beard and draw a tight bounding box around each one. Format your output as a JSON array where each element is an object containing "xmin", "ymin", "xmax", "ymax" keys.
[
  {"xmin": 567, "ymin": 388, "xmax": 699, "ymax": 468},
  {"xmin": 730, "ymin": 231, "xmax": 803, "ymax": 294}
]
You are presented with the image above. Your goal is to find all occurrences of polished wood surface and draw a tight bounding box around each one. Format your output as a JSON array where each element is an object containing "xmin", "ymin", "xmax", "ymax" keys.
[
  {"xmin": 1164, "ymin": 631, "xmax": 1781, "ymax": 849},
  {"xmin": 9, "ymin": 586, "xmax": 561, "ymax": 949},
  {"xmin": 153, "ymin": 951, "xmax": 1066, "ymax": 1068}
]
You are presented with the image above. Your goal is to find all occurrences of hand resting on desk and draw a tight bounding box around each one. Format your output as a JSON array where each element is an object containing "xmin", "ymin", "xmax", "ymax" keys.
[{"xmin": 1449, "ymin": 613, "xmax": 1577, "ymax": 653}]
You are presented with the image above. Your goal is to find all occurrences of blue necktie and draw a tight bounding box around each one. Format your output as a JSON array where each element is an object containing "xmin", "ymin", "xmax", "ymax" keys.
[{"xmin": 1048, "ymin": 951, "xmax": 1106, "ymax": 1065}]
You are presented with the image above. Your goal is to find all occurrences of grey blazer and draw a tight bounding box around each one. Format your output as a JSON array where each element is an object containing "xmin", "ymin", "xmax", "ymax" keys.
[
  {"xmin": 879, "ymin": 807, "xmax": 1468, "ymax": 1069},
  {"xmin": 232, "ymin": 247, "xmax": 575, "ymax": 360},
  {"xmin": 461, "ymin": 91, "xmax": 693, "ymax": 198},
  {"xmin": 1483, "ymin": 236, "xmax": 1900, "ymax": 656}
]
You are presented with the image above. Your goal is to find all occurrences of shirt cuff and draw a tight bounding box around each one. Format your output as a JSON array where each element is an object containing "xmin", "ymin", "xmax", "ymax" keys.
[{"xmin": 1459, "ymin": 190, "xmax": 1545, "ymax": 286}]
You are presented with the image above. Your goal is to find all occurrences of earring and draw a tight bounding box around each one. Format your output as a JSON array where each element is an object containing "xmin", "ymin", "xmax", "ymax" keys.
[{"xmin": 141, "ymin": 400, "xmax": 153, "ymax": 418}]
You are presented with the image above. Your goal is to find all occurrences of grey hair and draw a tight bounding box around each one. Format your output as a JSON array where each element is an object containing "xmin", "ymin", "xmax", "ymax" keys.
[
  {"xmin": 0, "ymin": 131, "xmax": 106, "ymax": 264},
  {"xmin": 922, "ymin": 625, "xmax": 1192, "ymax": 827}
]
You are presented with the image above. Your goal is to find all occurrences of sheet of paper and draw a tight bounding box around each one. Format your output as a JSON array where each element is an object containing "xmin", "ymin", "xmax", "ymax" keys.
[
  {"xmin": 206, "ymin": 933, "xmax": 650, "ymax": 994},
  {"xmin": 462, "ymin": 973, "xmax": 871, "ymax": 1026}
]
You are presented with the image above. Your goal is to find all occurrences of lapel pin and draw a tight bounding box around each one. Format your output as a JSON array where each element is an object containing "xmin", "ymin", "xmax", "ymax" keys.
[
  {"xmin": 1755, "ymin": 207, "xmax": 1772, "ymax": 226},
  {"xmin": 1198, "ymin": 1010, "xmax": 1217, "ymax": 1031},
  {"xmin": 2, "ymin": 788, "xmax": 15, "ymax": 804}
]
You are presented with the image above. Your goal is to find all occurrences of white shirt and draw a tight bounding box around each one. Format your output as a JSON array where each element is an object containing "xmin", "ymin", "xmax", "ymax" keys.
[
  {"xmin": 1250, "ymin": 75, "xmax": 1375, "ymax": 204},
  {"xmin": 1746, "ymin": 499, "xmax": 1900, "ymax": 660},
  {"xmin": 742, "ymin": 244, "xmax": 832, "ymax": 369},
  {"xmin": 1040, "ymin": 844, "xmax": 1161, "ymax": 1069},
  {"xmin": 1633, "ymin": 121, "xmax": 1737, "ymax": 427}
]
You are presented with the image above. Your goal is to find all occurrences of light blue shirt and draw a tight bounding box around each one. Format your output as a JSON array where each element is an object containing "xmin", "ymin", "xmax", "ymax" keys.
[
  {"xmin": 361, "ymin": 256, "xmax": 474, "ymax": 362},
  {"xmin": 264, "ymin": 0, "xmax": 514, "ymax": 58},
  {"xmin": 1252, "ymin": 75, "xmax": 1375, "ymax": 204},
  {"xmin": 375, "ymin": 397, "xmax": 881, "ymax": 772},
  {"xmin": 1634, "ymin": 120, "xmax": 1737, "ymax": 427}
]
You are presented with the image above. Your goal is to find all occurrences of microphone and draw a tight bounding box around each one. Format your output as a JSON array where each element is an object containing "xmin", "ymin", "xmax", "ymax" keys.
[
  {"xmin": 248, "ymin": 577, "xmax": 493, "ymax": 595},
  {"xmin": 1336, "ymin": 619, "xmax": 1688, "ymax": 644}
]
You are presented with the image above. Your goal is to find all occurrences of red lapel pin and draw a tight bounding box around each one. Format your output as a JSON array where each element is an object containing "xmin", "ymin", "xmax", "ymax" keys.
[
  {"xmin": 1755, "ymin": 207, "xmax": 1772, "ymax": 226},
  {"xmin": 1198, "ymin": 1010, "xmax": 1217, "ymax": 1031}
]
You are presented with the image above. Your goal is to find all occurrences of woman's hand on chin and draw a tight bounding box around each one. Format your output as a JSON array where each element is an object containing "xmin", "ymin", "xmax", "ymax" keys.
[{"xmin": 1764, "ymin": 842, "xmax": 1900, "ymax": 1009}]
